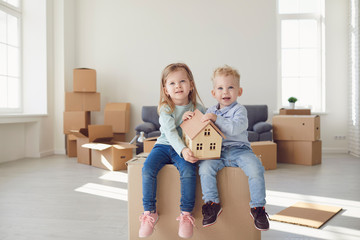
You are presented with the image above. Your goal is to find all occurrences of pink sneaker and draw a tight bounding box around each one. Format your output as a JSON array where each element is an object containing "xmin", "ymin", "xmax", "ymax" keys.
[
  {"xmin": 139, "ymin": 211, "xmax": 159, "ymax": 238},
  {"xmin": 176, "ymin": 212, "xmax": 195, "ymax": 239}
]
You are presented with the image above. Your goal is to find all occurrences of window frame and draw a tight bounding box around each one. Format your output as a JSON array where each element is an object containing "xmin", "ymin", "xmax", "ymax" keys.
[
  {"xmin": 277, "ymin": 2, "xmax": 325, "ymax": 113},
  {"xmin": 0, "ymin": 0, "xmax": 22, "ymax": 113}
]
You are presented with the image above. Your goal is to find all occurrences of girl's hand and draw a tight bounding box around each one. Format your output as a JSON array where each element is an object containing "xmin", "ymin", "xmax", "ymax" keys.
[
  {"xmin": 181, "ymin": 148, "xmax": 199, "ymax": 163},
  {"xmin": 201, "ymin": 113, "xmax": 217, "ymax": 122},
  {"xmin": 182, "ymin": 111, "xmax": 195, "ymax": 121}
]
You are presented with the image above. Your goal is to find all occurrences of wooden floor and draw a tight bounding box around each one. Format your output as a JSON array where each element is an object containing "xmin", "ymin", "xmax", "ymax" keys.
[{"xmin": 0, "ymin": 153, "xmax": 359, "ymax": 240}]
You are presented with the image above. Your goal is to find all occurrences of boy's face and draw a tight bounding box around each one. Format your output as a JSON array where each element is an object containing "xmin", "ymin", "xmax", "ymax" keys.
[{"xmin": 211, "ymin": 74, "xmax": 243, "ymax": 109}]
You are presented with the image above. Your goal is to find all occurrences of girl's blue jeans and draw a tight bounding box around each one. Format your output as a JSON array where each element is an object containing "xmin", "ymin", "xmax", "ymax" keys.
[
  {"xmin": 142, "ymin": 144, "xmax": 197, "ymax": 212},
  {"xmin": 198, "ymin": 144, "xmax": 266, "ymax": 208}
]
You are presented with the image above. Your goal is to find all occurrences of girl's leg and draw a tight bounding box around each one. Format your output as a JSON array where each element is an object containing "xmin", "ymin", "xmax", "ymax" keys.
[
  {"xmin": 170, "ymin": 148, "xmax": 197, "ymax": 212},
  {"xmin": 142, "ymin": 144, "xmax": 171, "ymax": 211}
]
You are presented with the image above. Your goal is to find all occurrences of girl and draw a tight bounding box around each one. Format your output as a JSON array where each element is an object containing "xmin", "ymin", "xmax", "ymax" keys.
[{"xmin": 139, "ymin": 63, "xmax": 206, "ymax": 239}]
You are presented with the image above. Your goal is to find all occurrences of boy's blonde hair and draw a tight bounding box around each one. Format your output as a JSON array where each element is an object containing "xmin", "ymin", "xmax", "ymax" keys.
[
  {"xmin": 212, "ymin": 65, "xmax": 241, "ymax": 85},
  {"xmin": 158, "ymin": 63, "xmax": 202, "ymax": 114}
]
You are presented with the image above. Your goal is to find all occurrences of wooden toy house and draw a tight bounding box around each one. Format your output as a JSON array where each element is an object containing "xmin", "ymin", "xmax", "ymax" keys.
[{"xmin": 180, "ymin": 109, "xmax": 225, "ymax": 159}]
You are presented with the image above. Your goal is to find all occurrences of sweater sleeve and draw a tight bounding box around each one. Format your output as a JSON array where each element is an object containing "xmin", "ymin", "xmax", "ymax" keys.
[
  {"xmin": 215, "ymin": 106, "xmax": 248, "ymax": 137},
  {"xmin": 158, "ymin": 108, "xmax": 186, "ymax": 156}
]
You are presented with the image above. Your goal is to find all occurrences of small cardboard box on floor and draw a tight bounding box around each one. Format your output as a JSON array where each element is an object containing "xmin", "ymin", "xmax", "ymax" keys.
[
  {"xmin": 127, "ymin": 157, "xmax": 260, "ymax": 240},
  {"xmin": 66, "ymin": 134, "xmax": 77, "ymax": 157},
  {"xmin": 276, "ymin": 140, "xmax": 322, "ymax": 165},
  {"xmin": 71, "ymin": 125, "xmax": 113, "ymax": 165},
  {"xmin": 251, "ymin": 141, "xmax": 277, "ymax": 170},
  {"xmin": 272, "ymin": 115, "xmax": 320, "ymax": 141},
  {"xmin": 83, "ymin": 142, "xmax": 136, "ymax": 171},
  {"xmin": 104, "ymin": 103, "xmax": 131, "ymax": 133}
]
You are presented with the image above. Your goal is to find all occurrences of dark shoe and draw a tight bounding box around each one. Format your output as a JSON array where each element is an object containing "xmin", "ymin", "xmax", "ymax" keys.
[
  {"xmin": 250, "ymin": 207, "xmax": 269, "ymax": 231},
  {"xmin": 202, "ymin": 201, "xmax": 223, "ymax": 227}
]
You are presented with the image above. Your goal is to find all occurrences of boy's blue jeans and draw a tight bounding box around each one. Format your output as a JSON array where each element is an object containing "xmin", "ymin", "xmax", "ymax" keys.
[
  {"xmin": 198, "ymin": 144, "xmax": 266, "ymax": 208},
  {"xmin": 142, "ymin": 144, "xmax": 197, "ymax": 213}
]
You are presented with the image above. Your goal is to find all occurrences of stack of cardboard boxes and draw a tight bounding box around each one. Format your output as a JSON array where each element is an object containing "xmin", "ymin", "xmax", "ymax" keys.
[
  {"xmin": 63, "ymin": 68, "xmax": 135, "ymax": 171},
  {"xmin": 272, "ymin": 115, "xmax": 322, "ymax": 165},
  {"xmin": 64, "ymin": 68, "xmax": 100, "ymax": 157}
]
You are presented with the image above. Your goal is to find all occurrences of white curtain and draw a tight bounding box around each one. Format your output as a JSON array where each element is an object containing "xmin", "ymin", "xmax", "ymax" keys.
[{"xmin": 348, "ymin": 0, "xmax": 360, "ymax": 157}]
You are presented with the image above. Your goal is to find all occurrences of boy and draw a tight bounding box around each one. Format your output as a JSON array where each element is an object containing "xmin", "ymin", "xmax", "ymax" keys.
[{"xmin": 198, "ymin": 65, "xmax": 269, "ymax": 231}]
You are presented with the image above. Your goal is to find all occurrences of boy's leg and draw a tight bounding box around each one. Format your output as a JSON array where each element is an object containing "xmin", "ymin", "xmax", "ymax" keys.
[
  {"xmin": 198, "ymin": 159, "xmax": 224, "ymax": 227},
  {"xmin": 230, "ymin": 145, "xmax": 269, "ymax": 231},
  {"xmin": 142, "ymin": 144, "xmax": 171, "ymax": 212}
]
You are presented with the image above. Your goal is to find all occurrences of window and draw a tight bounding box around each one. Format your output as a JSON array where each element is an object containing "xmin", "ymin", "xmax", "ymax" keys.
[
  {"xmin": 278, "ymin": 0, "xmax": 325, "ymax": 112},
  {"xmin": 196, "ymin": 143, "xmax": 203, "ymax": 151},
  {"xmin": 204, "ymin": 128, "xmax": 210, "ymax": 136},
  {"xmin": 0, "ymin": 0, "xmax": 21, "ymax": 113},
  {"xmin": 210, "ymin": 143, "xmax": 216, "ymax": 150}
]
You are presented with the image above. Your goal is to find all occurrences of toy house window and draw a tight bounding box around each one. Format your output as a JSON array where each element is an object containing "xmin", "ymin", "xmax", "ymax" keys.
[
  {"xmin": 204, "ymin": 128, "xmax": 210, "ymax": 136},
  {"xmin": 196, "ymin": 143, "xmax": 203, "ymax": 150},
  {"xmin": 210, "ymin": 143, "xmax": 216, "ymax": 150}
]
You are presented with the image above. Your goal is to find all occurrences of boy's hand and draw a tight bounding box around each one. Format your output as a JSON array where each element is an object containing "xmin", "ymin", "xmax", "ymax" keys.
[
  {"xmin": 201, "ymin": 113, "xmax": 217, "ymax": 122},
  {"xmin": 182, "ymin": 111, "xmax": 195, "ymax": 121},
  {"xmin": 182, "ymin": 148, "xmax": 199, "ymax": 163}
]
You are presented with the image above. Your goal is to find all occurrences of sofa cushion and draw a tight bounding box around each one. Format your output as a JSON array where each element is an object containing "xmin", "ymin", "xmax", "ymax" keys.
[
  {"xmin": 135, "ymin": 122, "xmax": 157, "ymax": 134},
  {"xmin": 253, "ymin": 122, "xmax": 272, "ymax": 134},
  {"xmin": 142, "ymin": 106, "xmax": 160, "ymax": 129},
  {"xmin": 244, "ymin": 105, "xmax": 268, "ymax": 131},
  {"xmin": 247, "ymin": 131, "xmax": 259, "ymax": 142}
]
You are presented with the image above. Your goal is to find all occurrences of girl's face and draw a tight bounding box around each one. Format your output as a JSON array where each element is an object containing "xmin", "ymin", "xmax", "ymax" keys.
[{"xmin": 164, "ymin": 69, "xmax": 192, "ymax": 106}]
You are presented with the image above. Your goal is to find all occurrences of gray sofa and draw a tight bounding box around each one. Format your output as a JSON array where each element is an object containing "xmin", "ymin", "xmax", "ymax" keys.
[{"xmin": 135, "ymin": 105, "xmax": 272, "ymax": 154}]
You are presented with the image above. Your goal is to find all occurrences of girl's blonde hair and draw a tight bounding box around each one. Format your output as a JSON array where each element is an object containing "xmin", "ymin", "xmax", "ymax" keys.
[
  {"xmin": 212, "ymin": 65, "xmax": 241, "ymax": 85},
  {"xmin": 158, "ymin": 63, "xmax": 202, "ymax": 114}
]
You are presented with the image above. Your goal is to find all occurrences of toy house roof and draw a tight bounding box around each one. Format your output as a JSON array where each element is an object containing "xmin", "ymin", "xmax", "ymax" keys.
[{"xmin": 180, "ymin": 109, "xmax": 225, "ymax": 140}]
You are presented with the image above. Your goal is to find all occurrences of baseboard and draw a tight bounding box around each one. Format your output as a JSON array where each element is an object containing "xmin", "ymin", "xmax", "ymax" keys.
[{"xmin": 322, "ymin": 148, "xmax": 348, "ymax": 154}]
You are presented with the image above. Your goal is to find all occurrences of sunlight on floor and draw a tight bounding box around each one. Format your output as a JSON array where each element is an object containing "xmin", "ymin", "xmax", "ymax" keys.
[
  {"xmin": 99, "ymin": 171, "xmax": 128, "ymax": 183},
  {"xmin": 75, "ymin": 183, "xmax": 128, "ymax": 201}
]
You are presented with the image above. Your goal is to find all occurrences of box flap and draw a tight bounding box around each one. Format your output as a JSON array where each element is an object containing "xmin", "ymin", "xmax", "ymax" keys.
[
  {"xmin": 111, "ymin": 142, "xmax": 137, "ymax": 150},
  {"xmin": 126, "ymin": 157, "xmax": 146, "ymax": 166},
  {"xmin": 105, "ymin": 102, "xmax": 130, "ymax": 111},
  {"xmin": 70, "ymin": 128, "xmax": 88, "ymax": 138},
  {"xmin": 82, "ymin": 143, "xmax": 112, "ymax": 151},
  {"xmin": 144, "ymin": 136, "xmax": 159, "ymax": 142},
  {"xmin": 88, "ymin": 125, "xmax": 113, "ymax": 142}
]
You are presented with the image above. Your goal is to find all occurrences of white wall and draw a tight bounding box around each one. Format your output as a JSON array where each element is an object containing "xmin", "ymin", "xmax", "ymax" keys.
[{"xmin": 0, "ymin": 0, "xmax": 350, "ymax": 163}]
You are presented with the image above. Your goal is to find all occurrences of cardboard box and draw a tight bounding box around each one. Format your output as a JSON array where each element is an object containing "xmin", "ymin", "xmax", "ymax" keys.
[
  {"xmin": 279, "ymin": 108, "xmax": 311, "ymax": 115},
  {"xmin": 113, "ymin": 133, "xmax": 126, "ymax": 142},
  {"xmin": 73, "ymin": 68, "xmax": 96, "ymax": 92},
  {"xmin": 83, "ymin": 142, "xmax": 136, "ymax": 171},
  {"xmin": 127, "ymin": 158, "xmax": 260, "ymax": 240},
  {"xmin": 71, "ymin": 125, "xmax": 114, "ymax": 165},
  {"xmin": 276, "ymin": 140, "xmax": 322, "ymax": 165},
  {"xmin": 143, "ymin": 137, "xmax": 158, "ymax": 153},
  {"xmin": 273, "ymin": 115, "xmax": 320, "ymax": 141},
  {"xmin": 251, "ymin": 141, "xmax": 277, "ymax": 170},
  {"xmin": 66, "ymin": 134, "xmax": 77, "ymax": 157},
  {"xmin": 65, "ymin": 92, "xmax": 101, "ymax": 111},
  {"xmin": 104, "ymin": 103, "xmax": 131, "ymax": 133},
  {"xmin": 63, "ymin": 111, "xmax": 90, "ymax": 134}
]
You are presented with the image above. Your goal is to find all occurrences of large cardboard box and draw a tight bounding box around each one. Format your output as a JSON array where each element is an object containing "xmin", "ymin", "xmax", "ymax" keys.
[
  {"xmin": 251, "ymin": 141, "xmax": 277, "ymax": 170},
  {"xmin": 71, "ymin": 125, "xmax": 113, "ymax": 165},
  {"xmin": 73, "ymin": 68, "xmax": 96, "ymax": 92},
  {"xmin": 63, "ymin": 111, "xmax": 90, "ymax": 134},
  {"xmin": 279, "ymin": 108, "xmax": 311, "ymax": 115},
  {"xmin": 276, "ymin": 140, "xmax": 322, "ymax": 166},
  {"xmin": 143, "ymin": 137, "xmax": 158, "ymax": 153},
  {"xmin": 66, "ymin": 134, "xmax": 77, "ymax": 157},
  {"xmin": 65, "ymin": 92, "xmax": 101, "ymax": 111},
  {"xmin": 83, "ymin": 142, "xmax": 136, "ymax": 171},
  {"xmin": 127, "ymin": 158, "xmax": 261, "ymax": 240},
  {"xmin": 272, "ymin": 115, "xmax": 320, "ymax": 141},
  {"xmin": 104, "ymin": 103, "xmax": 131, "ymax": 133}
]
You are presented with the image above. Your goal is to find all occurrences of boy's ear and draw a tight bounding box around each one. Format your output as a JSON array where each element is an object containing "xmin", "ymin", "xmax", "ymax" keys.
[
  {"xmin": 238, "ymin": 87, "xmax": 243, "ymax": 96},
  {"xmin": 211, "ymin": 89, "xmax": 216, "ymax": 98}
]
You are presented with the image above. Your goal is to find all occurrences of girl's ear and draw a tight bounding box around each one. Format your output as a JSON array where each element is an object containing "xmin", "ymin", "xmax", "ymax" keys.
[{"xmin": 238, "ymin": 87, "xmax": 243, "ymax": 96}]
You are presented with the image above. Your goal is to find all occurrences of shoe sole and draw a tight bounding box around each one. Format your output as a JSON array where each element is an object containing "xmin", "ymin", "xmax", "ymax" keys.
[
  {"xmin": 203, "ymin": 208, "xmax": 223, "ymax": 228},
  {"xmin": 249, "ymin": 212, "xmax": 269, "ymax": 231}
]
